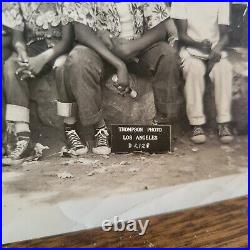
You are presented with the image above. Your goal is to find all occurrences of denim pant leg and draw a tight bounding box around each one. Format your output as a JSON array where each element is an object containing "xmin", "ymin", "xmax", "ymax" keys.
[
  {"xmin": 138, "ymin": 42, "xmax": 181, "ymax": 122},
  {"xmin": 63, "ymin": 45, "xmax": 105, "ymax": 126},
  {"xmin": 3, "ymin": 53, "xmax": 30, "ymax": 123},
  {"xmin": 3, "ymin": 41, "xmax": 51, "ymax": 123}
]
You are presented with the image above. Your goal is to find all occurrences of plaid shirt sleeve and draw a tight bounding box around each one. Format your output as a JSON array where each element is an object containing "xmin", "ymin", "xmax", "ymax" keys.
[
  {"xmin": 2, "ymin": 2, "xmax": 24, "ymax": 31},
  {"xmin": 143, "ymin": 2, "xmax": 170, "ymax": 29},
  {"xmin": 59, "ymin": 2, "xmax": 96, "ymax": 29}
]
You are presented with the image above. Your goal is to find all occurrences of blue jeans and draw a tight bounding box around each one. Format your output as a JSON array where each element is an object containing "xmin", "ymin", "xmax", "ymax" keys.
[{"xmin": 58, "ymin": 42, "xmax": 181, "ymax": 126}]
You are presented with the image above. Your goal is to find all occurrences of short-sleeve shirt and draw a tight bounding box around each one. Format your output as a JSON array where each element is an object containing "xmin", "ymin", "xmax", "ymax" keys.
[
  {"xmin": 60, "ymin": 2, "xmax": 95, "ymax": 29},
  {"xmin": 63, "ymin": 2, "xmax": 169, "ymax": 39},
  {"xmin": 171, "ymin": 2, "xmax": 230, "ymax": 58},
  {"xmin": 2, "ymin": 2, "xmax": 70, "ymax": 47},
  {"xmin": 95, "ymin": 2, "xmax": 169, "ymax": 39}
]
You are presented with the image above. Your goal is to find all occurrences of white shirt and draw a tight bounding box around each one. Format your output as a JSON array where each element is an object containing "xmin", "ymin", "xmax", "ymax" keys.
[
  {"xmin": 171, "ymin": 2, "xmax": 230, "ymax": 58},
  {"xmin": 116, "ymin": 2, "xmax": 135, "ymax": 40}
]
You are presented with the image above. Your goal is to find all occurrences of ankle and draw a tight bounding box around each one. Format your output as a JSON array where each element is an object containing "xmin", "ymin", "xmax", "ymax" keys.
[
  {"xmin": 17, "ymin": 131, "xmax": 31, "ymax": 140},
  {"xmin": 64, "ymin": 117, "xmax": 77, "ymax": 125},
  {"xmin": 95, "ymin": 119, "xmax": 106, "ymax": 130},
  {"xmin": 64, "ymin": 123, "xmax": 77, "ymax": 132}
]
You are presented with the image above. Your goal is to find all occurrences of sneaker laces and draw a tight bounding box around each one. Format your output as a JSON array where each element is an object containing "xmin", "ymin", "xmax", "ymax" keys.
[
  {"xmin": 65, "ymin": 130, "xmax": 84, "ymax": 149},
  {"xmin": 193, "ymin": 126, "xmax": 204, "ymax": 136},
  {"xmin": 11, "ymin": 139, "xmax": 29, "ymax": 158},
  {"xmin": 95, "ymin": 127, "xmax": 109, "ymax": 147},
  {"xmin": 219, "ymin": 125, "xmax": 232, "ymax": 137}
]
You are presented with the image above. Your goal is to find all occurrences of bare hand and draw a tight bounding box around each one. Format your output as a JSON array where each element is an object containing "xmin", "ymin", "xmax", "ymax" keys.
[
  {"xmin": 28, "ymin": 54, "xmax": 47, "ymax": 75},
  {"xmin": 206, "ymin": 48, "xmax": 222, "ymax": 74},
  {"xmin": 208, "ymin": 48, "xmax": 221, "ymax": 63},
  {"xmin": 116, "ymin": 63, "xmax": 129, "ymax": 92},
  {"xmin": 200, "ymin": 39, "xmax": 212, "ymax": 54},
  {"xmin": 16, "ymin": 50, "xmax": 29, "ymax": 67},
  {"xmin": 16, "ymin": 67, "xmax": 35, "ymax": 80}
]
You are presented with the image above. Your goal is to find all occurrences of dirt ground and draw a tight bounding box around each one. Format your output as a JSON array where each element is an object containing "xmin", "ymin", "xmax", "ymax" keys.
[{"xmin": 3, "ymin": 128, "xmax": 248, "ymax": 204}]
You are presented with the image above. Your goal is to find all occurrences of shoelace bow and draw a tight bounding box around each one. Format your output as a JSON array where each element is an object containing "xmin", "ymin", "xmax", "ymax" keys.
[
  {"xmin": 11, "ymin": 140, "xmax": 28, "ymax": 158},
  {"xmin": 66, "ymin": 130, "xmax": 83, "ymax": 148},
  {"xmin": 95, "ymin": 128, "xmax": 109, "ymax": 146},
  {"xmin": 193, "ymin": 127, "xmax": 203, "ymax": 136}
]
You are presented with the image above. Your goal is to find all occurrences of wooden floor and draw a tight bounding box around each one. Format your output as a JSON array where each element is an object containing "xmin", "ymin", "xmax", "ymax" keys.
[{"xmin": 4, "ymin": 197, "xmax": 248, "ymax": 248}]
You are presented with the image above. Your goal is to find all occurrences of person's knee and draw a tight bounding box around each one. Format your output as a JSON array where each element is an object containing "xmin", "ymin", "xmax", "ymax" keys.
[
  {"xmin": 54, "ymin": 55, "xmax": 67, "ymax": 71},
  {"xmin": 67, "ymin": 46, "xmax": 101, "ymax": 67},
  {"xmin": 66, "ymin": 45, "xmax": 103, "ymax": 75},
  {"xmin": 184, "ymin": 58, "xmax": 206, "ymax": 78},
  {"xmin": 213, "ymin": 59, "xmax": 232, "ymax": 73}
]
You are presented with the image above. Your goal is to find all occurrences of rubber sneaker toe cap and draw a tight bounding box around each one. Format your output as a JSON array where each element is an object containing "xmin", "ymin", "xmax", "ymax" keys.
[{"xmin": 191, "ymin": 134, "xmax": 207, "ymax": 144}]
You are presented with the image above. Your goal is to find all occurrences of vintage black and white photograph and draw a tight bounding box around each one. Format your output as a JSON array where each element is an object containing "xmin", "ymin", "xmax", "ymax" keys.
[{"xmin": 2, "ymin": 2, "xmax": 248, "ymax": 247}]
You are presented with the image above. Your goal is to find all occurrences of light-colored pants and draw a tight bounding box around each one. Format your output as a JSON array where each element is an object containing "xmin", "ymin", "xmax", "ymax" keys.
[{"xmin": 181, "ymin": 49, "xmax": 233, "ymax": 126}]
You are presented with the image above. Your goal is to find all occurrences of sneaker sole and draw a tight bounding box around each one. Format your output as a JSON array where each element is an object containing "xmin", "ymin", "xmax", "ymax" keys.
[
  {"xmin": 2, "ymin": 157, "xmax": 26, "ymax": 166},
  {"xmin": 191, "ymin": 135, "xmax": 207, "ymax": 144},
  {"xmin": 220, "ymin": 136, "xmax": 234, "ymax": 144},
  {"xmin": 68, "ymin": 147, "xmax": 88, "ymax": 156},
  {"xmin": 92, "ymin": 146, "xmax": 111, "ymax": 155}
]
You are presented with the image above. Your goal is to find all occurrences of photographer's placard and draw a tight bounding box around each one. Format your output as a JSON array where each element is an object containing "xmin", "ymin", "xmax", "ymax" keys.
[{"xmin": 111, "ymin": 125, "xmax": 171, "ymax": 153}]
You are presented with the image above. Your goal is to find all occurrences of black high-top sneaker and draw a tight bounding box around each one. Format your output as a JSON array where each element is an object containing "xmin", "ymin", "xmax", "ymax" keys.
[
  {"xmin": 2, "ymin": 133, "xmax": 33, "ymax": 165},
  {"xmin": 92, "ymin": 126, "xmax": 111, "ymax": 155},
  {"xmin": 65, "ymin": 127, "xmax": 88, "ymax": 155},
  {"xmin": 190, "ymin": 126, "xmax": 207, "ymax": 144},
  {"xmin": 218, "ymin": 123, "xmax": 234, "ymax": 144}
]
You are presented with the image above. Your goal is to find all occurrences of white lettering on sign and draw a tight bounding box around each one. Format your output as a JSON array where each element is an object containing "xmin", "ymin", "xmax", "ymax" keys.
[
  {"xmin": 119, "ymin": 127, "xmax": 144, "ymax": 133},
  {"xmin": 147, "ymin": 127, "xmax": 162, "ymax": 132}
]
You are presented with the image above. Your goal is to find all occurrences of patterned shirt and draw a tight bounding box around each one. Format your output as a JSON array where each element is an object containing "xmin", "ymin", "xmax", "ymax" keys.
[
  {"xmin": 63, "ymin": 2, "xmax": 170, "ymax": 39},
  {"xmin": 2, "ymin": 2, "xmax": 69, "ymax": 47}
]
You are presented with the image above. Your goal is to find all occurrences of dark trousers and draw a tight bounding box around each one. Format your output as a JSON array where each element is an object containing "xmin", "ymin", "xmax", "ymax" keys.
[
  {"xmin": 58, "ymin": 42, "xmax": 181, "ymax": 126},
  {"xmin": 3, "ymin": 40, "xmax": 64, "ymax": 122}
]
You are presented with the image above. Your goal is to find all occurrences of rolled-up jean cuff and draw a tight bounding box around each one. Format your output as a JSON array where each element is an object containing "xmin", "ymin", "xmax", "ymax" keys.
[
  {"xmin": 80, "ymin": 109, "xmax": 103, "ymax": 126},
  {"xmin": 189, "ymin": 117, "xmax": 206, "ymax": 126},
  {"xmin": 216, "ymin": 115, "xmax": 231, "ymax": 124},
  {"xmin": 57, "ymin": 101, "xmax": 77, "ymax": 117},
  {"xmin": 6, "ymin": 104, "xmax": 30, "ymax": 123}
]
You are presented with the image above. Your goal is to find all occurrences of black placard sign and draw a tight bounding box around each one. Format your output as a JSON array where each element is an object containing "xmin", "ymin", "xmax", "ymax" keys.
[{"xmin": 111, "ymin": 124, "xmax": 171, "ymax": 153}]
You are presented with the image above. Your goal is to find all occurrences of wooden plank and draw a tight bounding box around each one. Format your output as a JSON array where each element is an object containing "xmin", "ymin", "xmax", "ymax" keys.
[{"xmin": 3, "ymin": 197, "xmax": 248, "ymax": 248}]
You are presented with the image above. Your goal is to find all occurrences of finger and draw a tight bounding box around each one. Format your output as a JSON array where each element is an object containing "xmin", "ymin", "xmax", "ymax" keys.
[
  {"xmin": 20, "ymin": 74, "xmax": 30, "ymax": 81},
  {"xmin": 18, "ymin": 62, "xmax": 29, "ymax": 67},
  {"xmin": 15, "ymin": 67, "xmax": 26, "ymax": 75},
  {"xmin": 22, "ymin": 58, "xmax": 29, "ymax": 63},
  {"xmin": 23, "ymin": 70, "xmax": 35, "ymax": 78}
]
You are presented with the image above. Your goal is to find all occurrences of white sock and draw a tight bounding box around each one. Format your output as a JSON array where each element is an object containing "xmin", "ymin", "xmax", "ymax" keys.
[
  {"xmin": 15, "ymin": 122, "xmax": 30, "ymax": 134},
  {"xmin": 64, "ymin": 117, "xmax": 77, "ymax": 125}
]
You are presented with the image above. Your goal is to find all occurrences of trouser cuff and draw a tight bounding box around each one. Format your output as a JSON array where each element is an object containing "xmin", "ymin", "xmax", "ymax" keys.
[
  {"xmin": 217, "ymin": 114, "xmax": 231, "ymax": 124},
  {"xmin": 6, "ymin": 104, "xmax": 30, "ymax": 123},
  {"xmin": 57, "ymin": 101, "xmax": 77, "ymax": 117},
  {"xmin": 189, "ymin": 117, "xmax": 206, "ymax": 126}
]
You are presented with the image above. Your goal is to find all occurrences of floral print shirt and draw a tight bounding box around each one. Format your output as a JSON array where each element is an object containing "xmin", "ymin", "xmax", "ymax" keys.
[
  {"xmin": 95, "ymin": 2, "xmax": 169, "ymax": 38},
  {"xmin": 2, "ymin": 2, "xmax": 69, "ymax": 47},
  {"xmin": 62, "ymin": 2, "xmax": 169, "ymax": 39}
]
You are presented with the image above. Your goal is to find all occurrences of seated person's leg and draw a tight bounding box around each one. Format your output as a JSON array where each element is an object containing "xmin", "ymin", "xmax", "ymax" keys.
[
  {"xmin": 181, "ymin": 49, "xmax": 207, "ymax": 144},
  {"xmin": 2, "ymin": 25, "xmax": 12, "ymax": 156},
  {"xmin": 57, "ymin": 45, "xmax": 111, "ymax": 155},
  {"xmin": 209, "ymin": 58, "xmax": 234, "ymax": 144},
  {"xmin": 55, "ymin": 54, "xmax": 88, "ymax": 156},
  {"xmin": 3, "ymin": 53, "xmax": 33, "ymax": 163},
  {"xmin": 2, "ymin": 26, "xmax": 12, "ymax": 62},
  {"xmin": 138, "ymin": 42, "xmax": 180, "ymax": 125}
]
